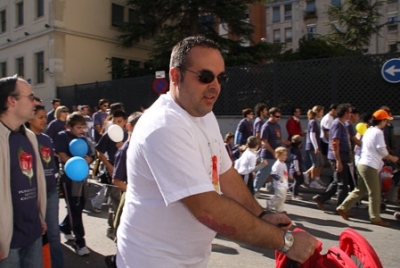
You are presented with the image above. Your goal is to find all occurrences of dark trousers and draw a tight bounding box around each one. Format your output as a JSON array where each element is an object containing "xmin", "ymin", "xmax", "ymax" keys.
[
  {"xmin": 291, "ymin": 172, "xmax": 304, "ymax": 196},
  {"xmin": 241, "ymin": 173, "xmax": 254, "ymax": 195},
  {"xmin": 315, "ymin": 160, "xmax": 350, "ymax": 207},
  {"xmin": 60, "ymin": 176, "xmax": 86, "ymax": 248}
]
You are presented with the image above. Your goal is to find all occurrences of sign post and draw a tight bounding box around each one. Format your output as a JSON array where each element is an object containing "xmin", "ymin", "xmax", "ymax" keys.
[{"xmin": 152, "ymin": 70, "xmax": 168, "ymax": 94}]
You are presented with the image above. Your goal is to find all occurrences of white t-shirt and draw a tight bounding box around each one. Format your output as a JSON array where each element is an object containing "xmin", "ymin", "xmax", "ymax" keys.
[
  {"xmin": 117, "ymin": 93, "xmax": 232, "ymax": 268},
  {"xmin": 234, "ymin": 148, "xmax": 257, "ymax": 175},
  {"xmin": 358, "ymin": 126, "xmax": 388, "ymax": 170},
  {"xmin": 271, "ymin": 160, "xmax": 289, "ymax": 189},
  {"xmin": 320, "ymin": 113, "xmax": 334, "ymax": 143}
]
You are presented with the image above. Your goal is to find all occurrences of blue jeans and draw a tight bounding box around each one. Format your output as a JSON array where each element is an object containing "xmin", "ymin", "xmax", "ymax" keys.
[
  {"xmin": 46, "ymin": 188, "xmax": 64, "ymax": 268},
  {"xmin": 253, "ymin": 158, "xmax": 276, "ymax": 193},
  {"xmin": 0, "ymin": 236, "xmax": 42, "ymax": 268}
]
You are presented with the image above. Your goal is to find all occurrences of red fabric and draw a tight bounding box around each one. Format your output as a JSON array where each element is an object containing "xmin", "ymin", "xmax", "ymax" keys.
[
  {"xmin": 275, "ymin": 228, "xmax": 382, "ymax": 268},
  {"xmin": 286, "ymin": 117, "xmax": 302, "ymax": 140}
]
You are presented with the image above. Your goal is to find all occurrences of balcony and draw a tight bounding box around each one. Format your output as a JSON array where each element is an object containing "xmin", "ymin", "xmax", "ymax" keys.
[{"xmin": 304, "ymin": 10, "xmax": 317, "ymax": 20}]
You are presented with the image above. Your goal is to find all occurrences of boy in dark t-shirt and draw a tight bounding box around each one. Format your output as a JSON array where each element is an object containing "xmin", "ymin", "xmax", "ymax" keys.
[{"xmin": 54, "ymin": 113, "xmax": 94, "ymax": 256}]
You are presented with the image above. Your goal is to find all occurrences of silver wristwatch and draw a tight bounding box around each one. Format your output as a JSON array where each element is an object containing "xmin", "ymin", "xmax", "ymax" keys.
[{"xmin": 279, "ymin": 231, "xmax": 294, "ymax": 254}]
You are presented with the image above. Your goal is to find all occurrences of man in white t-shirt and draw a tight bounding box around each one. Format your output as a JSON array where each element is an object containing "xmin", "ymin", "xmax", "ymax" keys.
[
  {"xmin": 320, "ymin": 103, "xmax": 337, "ymax": 162},
  {"xmin": 116, "ymin": 36, "xmax": 317, "ymax": 268}
]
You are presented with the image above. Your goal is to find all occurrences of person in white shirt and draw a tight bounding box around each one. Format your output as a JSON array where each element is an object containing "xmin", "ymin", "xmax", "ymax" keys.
[
  {"xmin": 336, "ymin": 109, "xmax": 398, "ymax": 227},
  {"xmin": 234, "ymin": 136, "xmax": 267, "ymax": 194},
  {"xmin": 320, "ymin": 103, "xmax": 337, "ymax": 162},
  {"xmin": 116, "ymin": 35, "xmax": 317, "ymax": 268},
  {"xmin": 267, "ymin": 147, "xmax": 290, "ymax": 212}
]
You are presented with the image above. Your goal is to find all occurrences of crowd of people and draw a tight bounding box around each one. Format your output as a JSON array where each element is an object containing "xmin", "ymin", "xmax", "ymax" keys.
[
  {"xmin": 0, "ymin": 35, "xmax": 399, "ymax": 268},
  {"xmin": 231, "ymin": 101, "xmax": 400, "ymax": 227}
]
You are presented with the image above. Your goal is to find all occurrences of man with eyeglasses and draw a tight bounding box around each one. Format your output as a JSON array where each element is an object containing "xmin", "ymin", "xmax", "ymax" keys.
[
  {"xmin": 92, "ymin": 99, "xmax": 109, "ymax": 143},
  {"xmin": 0, "ymin": 75, "xmax": 47, "ymax": 267},
  {"xmin": 116, "ymin": 36, "xmax": 317, "ymax": 267},
  {"xmin": 253, "ymin": 107, "xmax": 291, "ymax": 198}
]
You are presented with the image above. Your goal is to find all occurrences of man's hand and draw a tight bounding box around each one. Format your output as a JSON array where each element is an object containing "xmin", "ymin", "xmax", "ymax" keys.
[
  {"xmin": 42, "ymin": 222, "xmax": 47, "ymax": 235},
  {"xmin": 336, "ymin": 161, "xmax": 343, "ymax": 172},
  {"xmin": 260, "ymin": 212, "xmax": 292, "ymax": 230},
  {"xmin": 314, "ymin": 148, "xmax": 320, "ymax": 154},
  {"xmin": 286, "ymin": 231, "xmax": 318, "ymax": 264}
]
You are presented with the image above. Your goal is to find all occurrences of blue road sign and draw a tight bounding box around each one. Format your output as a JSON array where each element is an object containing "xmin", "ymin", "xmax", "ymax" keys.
[
  {"xmin": 381, "ymin": 58, "xmax": 400, "ymax": 83},
  {"xmin": 152, "ymin": 78, "xmax": 168, "ymax": 94}
]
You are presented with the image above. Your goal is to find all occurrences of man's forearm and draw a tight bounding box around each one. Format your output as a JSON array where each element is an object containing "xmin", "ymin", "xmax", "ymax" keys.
[{"xmin": 182, "ymin": 190, "xmax": 284, "ymax": 250}]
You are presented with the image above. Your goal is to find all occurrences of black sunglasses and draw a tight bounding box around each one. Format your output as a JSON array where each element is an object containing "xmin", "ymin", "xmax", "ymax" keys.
[{"xmin": 183, "ymin": 68, "xmax": 228, "ymax": 85}]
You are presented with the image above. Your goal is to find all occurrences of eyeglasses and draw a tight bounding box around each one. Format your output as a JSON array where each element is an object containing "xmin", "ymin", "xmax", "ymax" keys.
[
  {"xmin": 14, "ymin": 94, "xmax": 36, "ymax": 101},
  {"xmin": 183, "ymin": 68, "xmax": 228, "ymax": 85},
  {"xmin": 273, "ymin": 114, "xmax": 281, "ymax": 118}
]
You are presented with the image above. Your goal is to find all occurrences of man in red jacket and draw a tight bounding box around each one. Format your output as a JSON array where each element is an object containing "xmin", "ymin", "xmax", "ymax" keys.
[{"xmin": 286, "ymin": 107, "xmax": 302, "ymax": 141}]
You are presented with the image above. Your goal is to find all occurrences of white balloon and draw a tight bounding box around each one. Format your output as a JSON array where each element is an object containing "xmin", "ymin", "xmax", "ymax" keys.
[{"xmin": 108, "ymin": 125, "xmax": 124, "ymax": 142}]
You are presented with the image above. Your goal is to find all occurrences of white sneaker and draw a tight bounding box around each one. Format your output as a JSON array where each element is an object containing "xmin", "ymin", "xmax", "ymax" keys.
[
  {"xmin": 303, "ymin": 172, "xmax": 310, "ymax": 185},
  {"xmin": 64, "ymin": 234, "xmax": 75, "ymax": 241},
  {"xmin": 76, "ymin": 246, "xmax": 90, "ymax": 256},
  {"xmin": 292, "ymin": 195, "xmax": 303, "ymax": 200},
  {"xmin": 265, "ymin": 182, "xmax": 272, "ymax": 191},
  {"xmin": 286, "ymin": 195, "xmax": 292, "ymax": 201},
  {"xmin": 254, "ymin": 192, "xmax": 261, "ymax": 199},
  {"xmin": 309, "ymin": 180, "xmax": 324, "ymax": 189},
  {"xmin": 315, "ymin": 178, "xmax": 326, "ymax": 187}
]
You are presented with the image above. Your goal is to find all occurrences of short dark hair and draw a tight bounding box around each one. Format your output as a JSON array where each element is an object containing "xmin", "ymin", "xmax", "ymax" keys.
[
  {"xmin": 254, "ymin": 103, "xmax": 267, "ymax": 117},
  {"xmin": 269, "ymin": 107, "xmax": 281, "ymax": 116},
  {"xmin": 242, "ymin": 108, "xmax": 253, "ymax": 117},
  {"xmin": 112, "ymin": 109, "xmax": 127, "ymax": 119},
  {"xmin": 110, "ymin": 102, "xmax": 124, "ymax": 114},
  {"xmin": 329, "ymin": 103, "xmax": 338, "ymax": 110},
  {"xmin": 291, "ymin": 107, "xmax": 301, "ymax": 115},
  {"xmin": 66, "ymin": 113, "xmax": 86, "ymax": 127},
  {"xmin": 351, "ymin": 107, "xmax": 359, "ymax": 115},
  {"xmin": 0, "ymin": 74, "xmax": 18, "ymax": 115},
  {"xmin": 98, "ymin": 99, "xmax": 109, "ymax": 107},
  {"xmin": 336, "ymin": 103, "xmax": 351, "ymax": 118},
  {"xmin": 51, "ymin": 98, "xmax": 60, "ymax": 104},
  {"xmin": 170, "ymin": 36, "xmax": 220, "ymax": 82}
]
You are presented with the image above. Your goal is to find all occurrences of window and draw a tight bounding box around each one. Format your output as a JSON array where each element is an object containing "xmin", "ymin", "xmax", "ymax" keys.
[
  {"xmin": 112, "ymin": 3, "xmax": 124, "ymax": 27},
  {"xmin": 307, "ymin": 24, "xmax": 316, "ymax": 40},
  {"xmin": 129, "ymin": 9, "xmax": 139, "ymax": 23},
  {"xmin": 389, "ymin": 43, "xmax": 398, "ymax": 52},
  {"xmin": 0, "ymin": 61, "xmax": 6, "ymax": 77},
  {"xmin": 284, "ymin": 4, "xmax": 292, "ymax": 21},
  {"xmin": 36, "ymin": 0, "xmax": 44, "ymax": 18},
  {"xmin": 273, "ymin": 29, "xmax": 281, "ymax": 43},
  {"xmin": 331, "ymin": 0, "xmax": 341, "ymax": 7},
  {"xmin": 305, "ymin": 1, "xmax": 316, "ymax": 13},
  {"xmin": 285, "ymin": 28, "xmax": 292, "ymax": 42},
  {"xmin": 16, "ymin": 2, "xmax": 24, "ymax": 27},
  {"xmin": 1, "ymin": 10, "xmax": 5, "ymax": 33},
  {"xmin": 387, "ymin": 15, "xmax": 398, "ymax": 31},
  {"xmin": 16, "ymin": 57, "xmax": 24, "ymax": 77},
  {"xmin": 111, "ymin": 57, "xmax": 125, "ymax": 79},
  {"xmin": 272, "ymin": 7, "xmax": 280, "ymax": 23},
  {"xmin": 35, "ymin": 51, "xmax": 44, "ymax": 84}
]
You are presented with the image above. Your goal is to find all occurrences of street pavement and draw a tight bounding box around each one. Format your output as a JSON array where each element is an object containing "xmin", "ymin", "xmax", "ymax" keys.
[{"xmin": 61, "ymin": 183, "xmax": 400, "ymax": 268}]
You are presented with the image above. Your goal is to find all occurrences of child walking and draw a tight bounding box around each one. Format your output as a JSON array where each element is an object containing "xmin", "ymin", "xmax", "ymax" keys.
[
  {"xmin": 289, "ymin": 135, "xmax": 305, "ymax": 200},
  {"xmin": 267, "ymin": 147, "xmax": 290, "ymax": 212},
  {"xmin": 234, "ymin": 136, "xmax": 266, "ymax": 194}
]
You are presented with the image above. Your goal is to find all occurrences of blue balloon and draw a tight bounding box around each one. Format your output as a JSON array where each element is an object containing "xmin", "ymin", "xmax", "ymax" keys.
[
  {"xmin": 69, "ymin": 138, "xmax": 88, "ymax": 157},
  {"xmin": 64, "ymin": 156, "xmax": 89, "ymax": 181}
]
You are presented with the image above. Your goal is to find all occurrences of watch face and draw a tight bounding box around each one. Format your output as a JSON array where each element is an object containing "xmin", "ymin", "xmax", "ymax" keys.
[{"xmin": 286, "ymin": 233, "xmax": 294, "ymax": 243}]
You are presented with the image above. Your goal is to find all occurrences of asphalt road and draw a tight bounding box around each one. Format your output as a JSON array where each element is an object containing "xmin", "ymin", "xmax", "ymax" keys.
[{"xmin": 60, "ymin": 183, "xmax": 400, "ymax": 268}]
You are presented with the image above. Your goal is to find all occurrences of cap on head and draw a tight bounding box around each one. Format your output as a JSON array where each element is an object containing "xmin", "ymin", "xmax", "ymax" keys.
[{"xmin": 373, "ymin": 109, "xmax": 393, "ymax": 121}]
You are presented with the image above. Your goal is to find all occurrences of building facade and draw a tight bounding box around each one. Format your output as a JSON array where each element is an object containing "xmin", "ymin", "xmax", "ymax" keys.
[
  {"xmin": 265, "ymin": 0, "xmax": 399, "ymax": 53},
  {"xmin": 0, "ymin": 0, "xmax": 151, "ymax": 109}
]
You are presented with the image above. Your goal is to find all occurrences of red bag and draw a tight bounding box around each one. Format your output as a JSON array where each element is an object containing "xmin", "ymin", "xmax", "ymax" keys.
[{"xmin": 275, "ymin": 228, "xmax": 382, "ymax": 268}]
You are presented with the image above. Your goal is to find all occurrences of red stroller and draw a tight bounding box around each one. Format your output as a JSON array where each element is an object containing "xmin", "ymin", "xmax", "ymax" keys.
[{"xmin": 275, "ymin": 228, "xmax": 383, "ymax": 268}]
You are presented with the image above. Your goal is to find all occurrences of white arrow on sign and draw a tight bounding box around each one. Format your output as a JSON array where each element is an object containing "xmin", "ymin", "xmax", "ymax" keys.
[{"xmin": 385, "ymin": 65, "xmax": 400, "ymax": 76}]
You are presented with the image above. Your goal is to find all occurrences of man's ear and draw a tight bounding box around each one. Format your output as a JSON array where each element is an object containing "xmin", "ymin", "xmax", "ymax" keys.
[{"xmin": 170, "ymin": 67, "xmax": 181, "ymax": 85}]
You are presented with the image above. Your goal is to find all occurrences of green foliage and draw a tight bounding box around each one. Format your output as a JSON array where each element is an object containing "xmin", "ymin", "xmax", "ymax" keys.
[
  {"xmin": 324, "ymin": 0, "xmax": 385, "ymax": 51},
  {"xmin": 115, "ymin": 0, "xmax": 281, "ymax": 76},
  {"xmin": 275, "ymin": 37, "xmax": 360, "ymax": 62}
]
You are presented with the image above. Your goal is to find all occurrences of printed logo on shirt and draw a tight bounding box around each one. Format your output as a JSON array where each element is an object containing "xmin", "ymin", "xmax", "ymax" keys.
[
  {"xmin": 39, "ymin": 144, "xmax": 51, "ymax": 166},
  {"xmin": 276, "ymin": 129, "xmax": 281, "ymax": 138},
  {"xmin": 18, "ymin": 148, "xmax": 34, "ymax": 184},
  {"xmin": 211, "ymin": 155, "xmax": 220, "ymax": 192}
]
